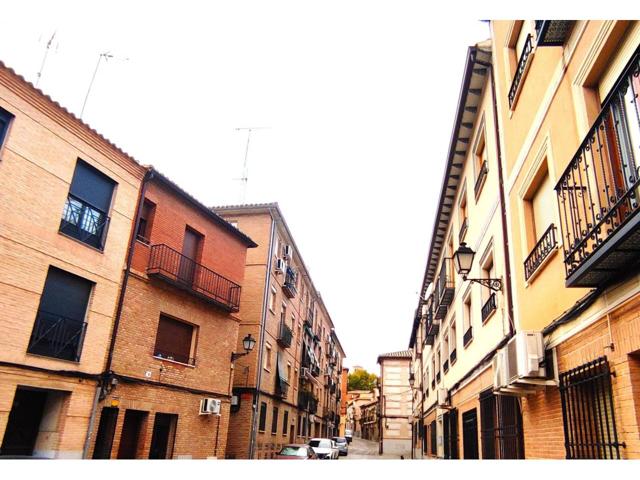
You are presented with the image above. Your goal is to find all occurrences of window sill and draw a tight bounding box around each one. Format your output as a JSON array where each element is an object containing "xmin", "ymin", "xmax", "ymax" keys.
[
  {"xmin": 26, "ymin": 351, "xmax": 81, "ymax": 364},
  {"xmin": 153, "ymin": 355, "xmax": 196, "ymax": 367},
  {"xmin": 58, "ymin": 230, "xmax": 105, "ymax": 254}
]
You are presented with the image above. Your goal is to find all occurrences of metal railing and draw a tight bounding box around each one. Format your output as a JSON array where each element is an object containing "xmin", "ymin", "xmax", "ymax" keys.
[
  {"xmin": 459, "ymin": 217, "xmax": 469, "ymax": 243},
  {"xmin": 277, "ymin": 322, "xmax": 293, "ymax": 348},
  {"xmin": 436, "ymin": 372, "xmax": 441, "ymax": 384},
  {"xmin": 434, "ymin": 259, "xmax": 455, "ymax": 319},
  {"xmin": 298, "ymin": 390, "xmax": 319, "ymax": 414},
  {"xmin": 27, "ymin": 310, "xmax": 87, "ymax": 362},
  {"xmin": 474, "ymin": 160, "xmax": 488, "ymax": 197},
  {"xmin": 559, "ymin": 356, "xmax": 623, "ymax": 459},
  {"xmin": 147, "ymin": 244, "xmax": 241, "ymax": 311},
  {"xmin": 283, "ymin": 266, "xmax": 297, "ymax": 298},
  {"xmin": 481, "ymin": 293, "xmax": 497, "ymax": 323},
  {"xmin": 463, "ymin": 326, "xmax": 473, "ymax": 346},
  {"xmin": 59, "ymin": 194, "xmax": 110, "ymax": 250},
  {"xmin": 153, "ymin": 348, "xmax": 195, "ymax": 366},
  {"xmin": 508, "ymin": 34, "xmax": 534, "ymax": 108},
  {"xmin": 450, "ymin": 348, "xmax": 457, "ymax": 364},
  {"xmin": 443, "ymin": 360, "xmax": 449, "ymax": 373},
  {"xmin": 524, "ymin": 224, "xmax": 557, "ymax": 280},
  {"xmin": 555, "ymin": 48, "xmax": 640, "ymax": 282}
]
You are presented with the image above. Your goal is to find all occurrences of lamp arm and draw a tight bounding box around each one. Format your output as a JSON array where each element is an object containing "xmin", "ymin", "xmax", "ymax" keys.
[{"xmin": 463, "ymin": 277, "xmax": 502, "ymax": 292}]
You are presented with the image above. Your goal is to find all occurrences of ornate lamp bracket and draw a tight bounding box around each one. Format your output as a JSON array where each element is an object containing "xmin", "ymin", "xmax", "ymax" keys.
[{"xmin": 463, "ymin": 276, "xmax": 503, "ymax": 292}]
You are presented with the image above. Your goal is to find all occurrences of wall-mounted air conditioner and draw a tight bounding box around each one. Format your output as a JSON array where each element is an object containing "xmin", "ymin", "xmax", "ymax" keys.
[
  {"xmin": 200, "ymin": 398, "xmax": 221, "ymax": 415},
  {"xmin": 505, "ymin": 331, "xmax": 545, "ymax": 383},
  {"xmin": 284, "ymin": 245, "xmax": 293, "ymax": 259},
  {"xmin": 275, "ymin": 258, "xmax": 286, "ymax": 273}
]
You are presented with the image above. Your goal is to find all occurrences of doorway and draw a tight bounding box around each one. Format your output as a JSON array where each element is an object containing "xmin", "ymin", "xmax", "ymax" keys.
[
  {"xmin": 92, "ymin": 407, "xmax": 119, "ymax": 459},
  {"xmin": 178, "ymin": 228, "xmax": 201, "ymax": 285},
  {"xmin": 117, "ymin": 409, "xmax": 148, "ymax": 459},
  {"xmin": 462, "ymin": 408, "xmax": 479, "ymax": 459},
  {"xmin": 148, "ymin": 413, "xmax": 178, "ymax": 459},
  {"xmin": 0, "ymin": 388, "xmax": 48, "ymax": 456}
]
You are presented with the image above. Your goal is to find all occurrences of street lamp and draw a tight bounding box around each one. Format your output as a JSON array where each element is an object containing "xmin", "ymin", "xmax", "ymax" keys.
[
  {"xmin": 452, "ymin": 242, "xmax": 503, "ymax": 291},
  {"xmin": 231, "ymin": 333, "xmax": 256, "ymax": 361}
]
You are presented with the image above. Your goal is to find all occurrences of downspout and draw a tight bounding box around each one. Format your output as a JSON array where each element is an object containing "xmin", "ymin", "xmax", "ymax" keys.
[
  {"xmin": 82, "ymin": 167, "xmax": 153, "ymax": 458},
  {"xmin": 474, "ymin": 49, "xmax": 515, "ymax": 336},
  {"xmin": 248, "ymin": 212, "xmax": 277, "ymax": 459}
]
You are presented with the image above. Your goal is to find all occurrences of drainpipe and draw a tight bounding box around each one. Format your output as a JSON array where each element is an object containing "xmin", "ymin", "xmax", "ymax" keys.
[
  {"xmin": 248, "ymin": 213, "xmax": 276, "ymax": 459},
  {"xmin": 474, "ymin": 49, "xmax": 515, "ymax": 336},
  {"xmin": 82, "ymin": 168, "xmax": 154, "ymax": 458}
]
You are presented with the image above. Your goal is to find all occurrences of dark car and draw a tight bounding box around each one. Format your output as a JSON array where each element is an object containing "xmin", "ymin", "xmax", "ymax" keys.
[
  {"xmin": 331, "ymin": 436, "xmax": 348, "ymax": 456},
  {"xmin": 276, "ymin": 444, "xmax": 319, "ymax": 460}
]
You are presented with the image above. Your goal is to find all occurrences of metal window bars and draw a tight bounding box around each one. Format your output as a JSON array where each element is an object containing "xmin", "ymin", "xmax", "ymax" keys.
[
  {"xmin": 59, "ymin": 194, "xmax": 110, "ymax": 250},
  {"xmin": 27, "ymin": 310, "xmax": 87, "ymax": 362},
  {"xmin": 524, "ymin": 224, "xmax": 558, "ymax": 280}
]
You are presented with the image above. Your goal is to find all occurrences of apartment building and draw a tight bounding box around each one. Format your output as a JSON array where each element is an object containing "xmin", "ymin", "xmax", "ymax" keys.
[
  {"xmin": 0, "ymin": 62, "xmax": 146, "ymax": 457},
  {"xmin": 339, "ymin": 367, "xmax": 349, "ymax": 436},
  {"xmin": 408, "ymin": 42, "xmax": 520, "ymax": 459},
  {"xmin": 360, "ymin": 399, "xmax": 379, "ymax": 442},
  {"xmin": 345, "ymin": 389, "xmax": 377, "ymax": 438},
  {"xmin": 490, "ymin": 20, "xmax": 640, "ymax": 459},
  {"xmin": 86, "ymin": 169, "xmax": 257, "ymax": 459},
  {"xmin": 377, "ymin": 351, "xmax": 412, "ymax": 456},
  {"xmin": 213, "ymin": 203, "xmax": 345, "ymax": 459}
]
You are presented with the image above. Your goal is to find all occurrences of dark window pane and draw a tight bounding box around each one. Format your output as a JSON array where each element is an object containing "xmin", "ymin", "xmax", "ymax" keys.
[
  {"xmin": 0, "ymin": 106, "xmax": 14, "ymax": 147},
  {"xmin": 259, "ymin": 402, "xmax": 267, "ymax": 432},
  {"xmin": 38, "ymin": 267, "xmax": 93, "ymax": 320},
  {"xmin": 154, "ymin": 315, "xmax": 194, "ymax": 364},
  {"xmin": 271, "ymin": 407, "xmax": 279, "ymax": 434},
  {"xmin": 69, "ymin": 159, "xmax": 116, "ymax": 212}
]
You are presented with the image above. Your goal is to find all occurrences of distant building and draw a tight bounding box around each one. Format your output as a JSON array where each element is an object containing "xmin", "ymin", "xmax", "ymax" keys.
[{"xmin": 377, "ymin": 350, "xmax": 412, "ymax": 456}]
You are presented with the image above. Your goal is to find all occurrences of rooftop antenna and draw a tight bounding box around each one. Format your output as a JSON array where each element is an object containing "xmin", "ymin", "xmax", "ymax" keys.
[
  {"xmin": 80, "ymin": 51, "xmax": 129, "ymax": 119},
  {"xmin": 234, "ymin": 126, "xmax": 270, "ymax": 203},
  {"xmin": 36, "ymin": 30, "xmax": 58, "ymax": 87}
]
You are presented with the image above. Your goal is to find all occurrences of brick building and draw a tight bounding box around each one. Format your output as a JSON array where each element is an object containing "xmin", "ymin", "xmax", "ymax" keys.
[
  {"xmin": 86, "ymin": 169, "xmax": 257, "ymax": 459},
  {"xmin": 213, "ymin": 203, "xmax": 346, "ymax": 459},
  {"xmin": 338, "ymin": 367, "xmax": 349, "ymax": 435},
  {"xmin": 0, "ymin": 62, "xmax": 146, "ymax": 457}
]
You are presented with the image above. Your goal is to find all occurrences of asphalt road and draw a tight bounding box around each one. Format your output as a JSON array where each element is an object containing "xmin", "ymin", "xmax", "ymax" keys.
[{"xmin": 341, "ymin": 437, "xmax": 405, "ymax": 460}]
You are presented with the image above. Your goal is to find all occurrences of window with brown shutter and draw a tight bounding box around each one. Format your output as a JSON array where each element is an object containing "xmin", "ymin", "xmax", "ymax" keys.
[{"xmin": 154, "ymin": 315, "xmax": 195, "ymax": 365}]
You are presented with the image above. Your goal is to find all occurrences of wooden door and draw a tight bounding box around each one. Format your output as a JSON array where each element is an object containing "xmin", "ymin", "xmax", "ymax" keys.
[{"xmin": 178, "ymin": 229, "xmax": 200, "ymax": 284}]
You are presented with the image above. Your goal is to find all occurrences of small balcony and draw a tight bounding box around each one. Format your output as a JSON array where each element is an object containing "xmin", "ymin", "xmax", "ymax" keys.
[
  {"xmin": 431, "ymin": 379, "xmax": 435, "ymax": 390},
  {"xmin": 474, "ymin": 160, "xmax": 489, "ymax": 198},
  {"xmin": 282, "ymin": 266, "xmax": 297, "ymax": 298},
  {"xmin": 524, "ymin": 224, "xmax": 558, "ymax": 281},
  {"xmin": 443, "ymin": 360, "xmax": 449, "ymax": 374},
  {"xmin": 276, "ymin": 379, "xmax": 289, "ymax": 398},
  {"xmin": 555, "ymin": 49, "xmax": 640, "ymax": 288},
  {"xmin": 481, "ymin": 292, "xmax": 497, "ymax": 323},
  {"xmin": 59, "ymin": 194, "xmax": 110, "ymax": 250},
  {"xmin": 463, "ymin": 326, "xmax": 473, "ymax": 347},
  {"xmin": 27, "ymin": 310, "xmax": 87, "ymax": 362},
  {"xmin": 459, "ymin": 217, "xmax": 469, "ymax": 244},
  {"xmin": 425, "ymin": 334, "xmax": 435, "ymax": 346},
  {"xmin": 426, "ymin": 317, "xmax": 440, "ymax": 337},
  {"xmin": 450, "ymin": 348, "xmax": 457, "ymax": 364},
  {"xmin": 298, "ymin": 390, "xmax": 319, "ymax": 414},
  {"xmin": 436, "ymin": 372, "xmax": 441, "ymax": 384},
  {"xmin": 434, "ymin": 259, "xmax": 455, "ymax": 320},
  {"xmin": 277, "ymin": 322, "xmax": 293, "ymax": 348},
  {"xmin": 508, "ymin": 33, "xmax": 534, "ymax": 109},
  {"xmin": 147, "ymin": 244, "xmax": 241, "ymax": 312},
  {"xmin": 535, "ymin": 20, "xmax": 574, "ymax": 46}
]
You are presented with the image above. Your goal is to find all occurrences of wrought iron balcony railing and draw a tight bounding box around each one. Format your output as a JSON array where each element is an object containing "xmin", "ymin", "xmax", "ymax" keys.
[
  {"xmin": 59, "ymin": 194, "xmax": 110, "ymax": 250},
  {"xmin": 524, "ymin": 224, "xmax": 558, "ymax": 281},
  {"xmin": 436, "ymin": 372, "xmax": 441, "ymax": 384},
  {"xmin": 450, "ymin": 348, "xmax": 457, "ymax": 364},
  {"xmin": 535, "ymin": 20, "xmax": 574, "ymax": 46},
  {"xmin": 474, "ymin": 160, "xmax": 489, "ymax": 198},
  {"xmin": 298, "ymin": 390, "xmax": 319, "ymax": 413},
  {"xmin": 27, "ymin": 310, "xmax": 87, "ymax": 362},
  {"xmin": 481, "ymin": 292, "xmax": 497, "ymax": 323},
  {"xmin": 283, "ymin": 266, "xmax": 297, "ymax": 298},
  {"xmin": 434, "ymin": 259, "xmax": 455, "ymax": 320},
  {"xmin": 277, "ymin": 322, "xmax": 293, "ymax": 348},
  {"xmin": 147, "ymin": 244, "xmax": 241, "ymax": 311},
  {"xmin": 443, "ymin": 360, "xmax": 449, "ymax": 374},
  {"xmin": 153, "ymin": 348, "xmax": 196, "ymax": 366},
  {"xmin": 459, "ymin": 217, "xmax": 469, "ymax": 243},
  {"xmin": 508, "ymin": 34, "xmax": 534, "ymax": 108},
  {"xmin": 555, "ymin": 48, "xmax": 640, "ymax": 287},
  {"xmin": 463, "ymin": 326, "xmax": 473, "ymax": 347}
]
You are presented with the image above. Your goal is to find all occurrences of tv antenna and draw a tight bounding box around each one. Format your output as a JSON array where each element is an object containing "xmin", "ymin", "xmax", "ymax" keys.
[
  {"xmin": 36, "ymin": 30, "xmax": 58, "ymax": 87},
  {"xmin": 80, "ymin": 51, "xmax": 129, "ymax": 119},
  {"xmin": 234, "ymin": 126, "xmax": 270, "ymax": 203}
]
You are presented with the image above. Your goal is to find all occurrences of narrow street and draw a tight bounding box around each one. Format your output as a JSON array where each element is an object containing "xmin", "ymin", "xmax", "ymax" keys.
[{"xmin": 342, "ymin": 437, "xmax": 404, "ymax": 460}]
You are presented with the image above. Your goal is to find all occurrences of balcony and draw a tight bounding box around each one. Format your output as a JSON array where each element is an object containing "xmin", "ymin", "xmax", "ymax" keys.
[
  {"xmin": 425, "ymin": 334, "xmax": 435, "ymax": 346},
  {"xmin": 277, "ymin": 322, "xmax": 293, "ymax": 348},
  {"xmin": 147, "ymin": 244, "xmax": 241, "ymax": 312},
  {"xmin": 481, "ymin": 292, "xmax": 497, "ymax": 323},
  {"xmin": 459, "ymin": 217, "xmax": 469, "ymax": 243},
  {"xmin": 27, "ymin": 310, "xmax": 87, "ymax": 362},
  {"xmin": 276, "ymin": 379, "xmax": 289, "ymax": 398},
  {"xmin": 426, "ymin": 317, "xmax": 440, "ymax": 337},
  {"xmin": 555, "ymin": 49, "xmax": 640, "ymax": 288},
  {"xmin": 298, "ymin": 390, "xmax": 319, "ymax": 414},
  {"xmin": 450, "ymin": 348, "xmax": 457, "ymax": 364},
  {"xmin": 463, "ymin": 326, "xmax": 473, "ymax": 347},
  {"xmin": 443, "ymin": 360, "xmax": 449, "ymax": 374},
  {"xmin": 474, "ymin": 160, "xmax": 488, "ymax": 198},
  {"xmin": 282, "ymin": 266, "xmax": 297, "ymax": 298},
  {"xmin": 434, "ymin": 259, "xmax": 455, "ymax": 320},
  {"xmin": 59, "ymin": 194, "xmax": 110, "ymax": 250},
  {"xmin": 535, "ymin": 20, "xmax": 574, "ymax": 46},
  {"xmin": 436, "ymin": 372, "xmax": 441, "ymax": 384},
  {"xmin": 431, "ymin": 379, "xmax": 435, "ymax": 390},
  {"xmin": 524, "ymin": 224, "xmax": 558, "ymax": 281},
  {"xmin": 508, "ymin": 33, "xmax": 534, "ymax": 109}
]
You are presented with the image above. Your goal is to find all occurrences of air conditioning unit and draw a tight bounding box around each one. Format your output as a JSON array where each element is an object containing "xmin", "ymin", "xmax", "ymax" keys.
[
  {"xmin": 300, "ymin": 367, "xmax": 310, "ymax": 379},
  {"xmin": 492, "ymin": 348, "xmax": 508, "ymax": 389},
  {"xmin": 505, "ymin": 331, "xmax": 545, "ymax": 383},
  {"xmin": 275, "ymin": 258, "xmax": 286, "ymax": 273},
  {"xmin": 283, "ymin": 245, "xmax": 293, "ymax": 259},
  {"xmin": 199, "ymin": 398, "xmax": 221, "ymax": 415},
  {"xmin": 437, "ymin": 388, "xmax": 449, "ymax": 406}
]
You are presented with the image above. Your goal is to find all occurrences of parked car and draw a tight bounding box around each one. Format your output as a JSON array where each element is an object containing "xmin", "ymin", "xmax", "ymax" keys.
[
  {"xmin": 276, "ymin": 444, "xmax": 319, "ymax": 460},
  {"xmin": 308, "ymin": 438, "xmax": 339, "ymax": 459},
  {"xmin": 344, "ymin": 429, "xmax": 353, "ymax": 443},
  {"xmin": 331, "ymin": 436, "xmax": 348, "ymax": 456}
]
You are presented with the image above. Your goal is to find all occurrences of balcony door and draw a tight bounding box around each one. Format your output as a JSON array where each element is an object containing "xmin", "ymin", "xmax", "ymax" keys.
[{"xmin": 178, "ymin": 228, "xmax": 201, "ymax": 285}]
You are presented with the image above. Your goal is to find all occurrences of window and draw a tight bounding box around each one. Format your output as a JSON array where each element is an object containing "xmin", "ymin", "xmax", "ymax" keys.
[
  {"xmin": 443, "ymin": 333, "xmax": 449, "ymax": 373},
  {"xmin": 508, "ymin": 21, "xmax": 535, "ymax": 109},
  {"xmin": 154, "ymin": 315, "xmax": 196, "ymax": 365},
  {"xmin": 27, "ymin": 266, "xmax": 93, "ymax": 361},
  {"xmin": 271, "ymin": 407, "xmax": 279, "ymax": 434},
  {"xmin": 481, "ymin": 254, "xmax": 498, "ymax": 323},
  {"xmin": 258, "ymin": 402, "xmax": 267, "ymax": 432},
  {"xmin": 480, "ymin": 389, "xmax": 524, "ymax": 459},
  {"xmin": 473, "ymin": 131, "xmax": 489, "ymax": 198},
  {"xmin": 60, "ymin": 159, "xmax": 116, "ymax": 250},
  {"xmin": 459, "ymin": 189, "xmax": 468, "ymax": 242},
  {"xmin": 280, "ymin": 303, "xmax": 287, "ymax": 325},
  {"xmin": 0, "ymin": 106, "xmax": 14, "ymax": 152},
  {"xmin": 430, "ymin": 420, "xmax": 437, "ymax": 455},
  {"xmin": 269, "ymin": 287, "xmax": 277, "ymax": 313},
  {"xmin": 463, "ymin": 291, "xmax": 473, "ymax": 347},
  {"xmin": 449, "ymin": 320, "xmax": 457, "ymax": 364},
  {"xmin": 282, "ymin": 410, "xmax": 289, "ymax": 435},
  {"xmin": 136, "ymin": 199, "xmax": 156, "ymax": 244},
  {"xmin": 264, "ymin": 343, "xmax": 272, "ymax": 371}
]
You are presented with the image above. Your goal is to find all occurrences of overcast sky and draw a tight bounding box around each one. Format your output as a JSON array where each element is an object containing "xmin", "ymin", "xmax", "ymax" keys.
[{"xmin": 0, "ymin": 3, "xmax": 514, "ymax": 373}]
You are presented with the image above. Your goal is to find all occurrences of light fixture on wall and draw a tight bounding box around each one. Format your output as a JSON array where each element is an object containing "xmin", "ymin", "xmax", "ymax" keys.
[
  {"xmin": 231, "ymin": 333, "xmax": 257, "ymax": 361},
  {"xmin": 452, "ymin": 242, "xmax": 502, "ymax": 291}
]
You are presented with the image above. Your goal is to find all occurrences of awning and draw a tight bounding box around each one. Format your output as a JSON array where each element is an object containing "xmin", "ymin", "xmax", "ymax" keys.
[{"xmin": 276, "ymin": 352, "xmax": 289, "ymax": 393}]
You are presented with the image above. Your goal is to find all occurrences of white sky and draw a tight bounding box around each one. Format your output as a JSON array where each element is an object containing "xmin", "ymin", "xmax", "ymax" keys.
[{"xmin": 0, "ymin": 2, "xmax": 609, "ymax": 374}]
